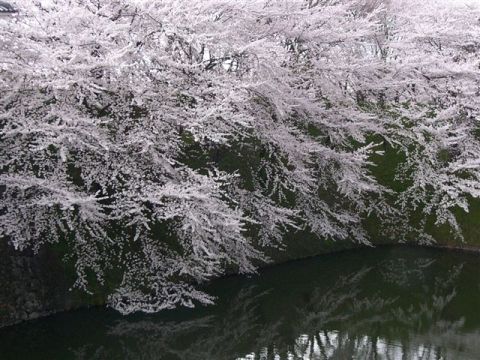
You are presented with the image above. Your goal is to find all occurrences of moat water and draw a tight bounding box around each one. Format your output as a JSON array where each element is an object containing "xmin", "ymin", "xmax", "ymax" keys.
[{"xmin": 0, "ymin": 246, "xmax": 479, "ymax": 359}]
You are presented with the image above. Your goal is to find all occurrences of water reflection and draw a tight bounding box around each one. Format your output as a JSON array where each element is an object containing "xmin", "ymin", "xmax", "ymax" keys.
[{"xmin": 0, "ymin": 247, "xmax": 479, "ymax": 360}]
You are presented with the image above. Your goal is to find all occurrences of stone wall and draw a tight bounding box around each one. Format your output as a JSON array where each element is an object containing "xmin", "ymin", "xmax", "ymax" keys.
[
  {"xmin": 0, "ymin": 235, "xmax": 363, "ymax": 328},
  {"xmin": 0, "ymin": 240, "xmax": 90, "ymax": 328},
  {"xmin": 0, "ymin": 225, "xmax": 477, "ymax": 328}
]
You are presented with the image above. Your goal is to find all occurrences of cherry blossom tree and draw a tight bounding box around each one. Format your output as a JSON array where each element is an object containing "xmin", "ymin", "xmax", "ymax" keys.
[
  {"xmin": 1, "ymin": 0, "xmax": 479, "ymax": 313},
  {"xmin": 375, "ymin": 0, "xmax": 480, "ymax": 241}
]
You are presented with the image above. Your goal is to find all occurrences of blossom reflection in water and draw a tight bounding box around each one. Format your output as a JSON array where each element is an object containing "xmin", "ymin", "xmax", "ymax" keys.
[{"xmin": 0, "ymin": 247, "xmax": 479, "ymax": 360}]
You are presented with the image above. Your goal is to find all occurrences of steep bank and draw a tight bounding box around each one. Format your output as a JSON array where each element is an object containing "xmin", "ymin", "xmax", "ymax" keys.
[
  {"xmin": 1, "ymin": 228, "xmax": 479, "ymax": 329},
  {"xmin": 0, "ymin": 240, "xmax": 103, "ymax": 328}
]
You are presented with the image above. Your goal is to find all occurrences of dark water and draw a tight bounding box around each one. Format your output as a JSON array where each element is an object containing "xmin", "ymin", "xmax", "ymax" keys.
[{"xmin": 0, "ymin": 246, "xmax": 479, "ymax": 360}]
